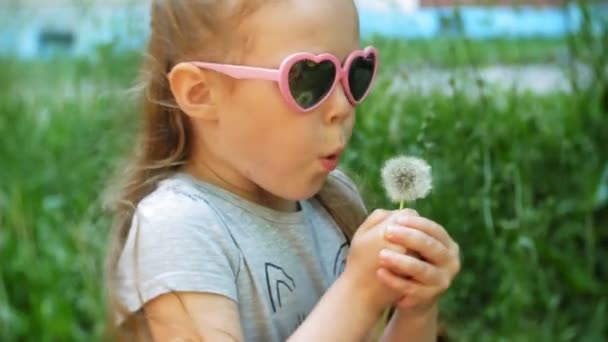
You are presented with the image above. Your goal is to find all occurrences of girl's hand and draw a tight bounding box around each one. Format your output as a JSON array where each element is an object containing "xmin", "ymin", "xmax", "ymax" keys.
[
  {"xmin": 342, "ymin": 209, "xmax": 420, "ymax": 314},
  {"xmin": 378, "ymin": 214, "xmax": 461, "ymax": 314}
]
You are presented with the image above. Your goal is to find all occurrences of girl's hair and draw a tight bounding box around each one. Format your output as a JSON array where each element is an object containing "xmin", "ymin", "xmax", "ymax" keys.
[{"xmin": 103, "ymin": 0, "xmax": 368, "ymax": 340}]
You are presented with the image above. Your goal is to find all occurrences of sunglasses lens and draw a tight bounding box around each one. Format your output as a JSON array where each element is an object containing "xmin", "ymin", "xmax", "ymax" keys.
[
  {"xmin": 348, "ymin": 54, "xmax": 376, "ymax": 102},
  {"xmin": 288, "ymin": 60, "xmax": 336, "ymax": 109}
]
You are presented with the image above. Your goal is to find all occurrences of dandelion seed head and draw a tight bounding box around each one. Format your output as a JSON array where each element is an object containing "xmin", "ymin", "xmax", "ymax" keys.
[{"xmin": 381, "ymin": 155, "xmax": 433, "ymax": 203}]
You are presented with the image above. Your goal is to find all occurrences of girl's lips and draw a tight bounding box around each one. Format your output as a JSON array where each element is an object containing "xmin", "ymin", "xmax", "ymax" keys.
[{"xmin": 320, "ymin": 154, "xmax": 341, "ymax": 172}]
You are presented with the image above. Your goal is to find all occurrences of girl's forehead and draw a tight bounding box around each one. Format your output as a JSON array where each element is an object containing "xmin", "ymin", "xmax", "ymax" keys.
[{"xmin": 238, "ymin": 0, "xmax": 360, "ymax": 65}]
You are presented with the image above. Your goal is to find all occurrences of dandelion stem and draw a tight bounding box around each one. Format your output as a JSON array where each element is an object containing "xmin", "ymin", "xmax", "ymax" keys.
[{"xmin": 399, "ymin": 199, "xmax": 405, "ymax": 210}]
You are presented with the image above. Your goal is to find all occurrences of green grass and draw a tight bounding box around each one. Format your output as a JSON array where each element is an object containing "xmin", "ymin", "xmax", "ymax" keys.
[
  {"xmin": 0, "ymin": 52, "xmax": 138, "ymax": 341},
  {"xmin": 366, "ymin": 36, "xmax": 569, "ymax": 69},
  {"xmin": 1, "ymin": 36, "xmax": 607, "ymax": 341}
]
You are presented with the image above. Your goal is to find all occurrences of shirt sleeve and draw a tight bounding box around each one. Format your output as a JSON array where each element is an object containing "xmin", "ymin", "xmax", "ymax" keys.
[{"xmin": 115, "ymin": 188, "xmax": 242, "ymax": 315}]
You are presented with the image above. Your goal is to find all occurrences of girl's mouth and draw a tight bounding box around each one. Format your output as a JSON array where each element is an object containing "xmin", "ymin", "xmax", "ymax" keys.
[
  {"xmin": 321, "ymin": 146, "xmax": 345, "ymax": 172},
  {"xmin": 320, "ymin": 150, "xmax": 343, "ymax": 172},
  {"xmin": 320, "ymin": 155, "xmax": 340, "ymax": 172}
]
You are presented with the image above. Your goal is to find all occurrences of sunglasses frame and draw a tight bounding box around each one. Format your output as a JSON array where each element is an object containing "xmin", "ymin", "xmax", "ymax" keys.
[{"xmin": 185, "ymin": 46, "xmax": 379, "ymax": 112}]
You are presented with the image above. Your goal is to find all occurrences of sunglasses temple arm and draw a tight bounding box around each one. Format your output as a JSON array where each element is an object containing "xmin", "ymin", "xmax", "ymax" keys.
[{"xmin": 190, "ymin": 62, "xmax": 280, "ymax": 82}]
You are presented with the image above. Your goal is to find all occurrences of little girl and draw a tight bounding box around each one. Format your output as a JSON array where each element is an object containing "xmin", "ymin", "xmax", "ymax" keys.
[{"xmin": 105, "ymin": 0, "xmax": 461, "ymax": 341}]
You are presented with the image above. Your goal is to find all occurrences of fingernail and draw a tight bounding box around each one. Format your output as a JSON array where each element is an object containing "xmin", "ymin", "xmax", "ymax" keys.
[
  {"xmin": 384, "ymin": 225, "xmax": 393, "ymax": 238},
  {"xmin": 379, "ymin": 249, "xmax": 392, "ymax": 260},
  {"xmin": 385, "ymin": 225, "xmax": 399, "ymax": 239},
  {"xmin": 397, "ymin": 216, "xmax": 410, "ymax": 225}
]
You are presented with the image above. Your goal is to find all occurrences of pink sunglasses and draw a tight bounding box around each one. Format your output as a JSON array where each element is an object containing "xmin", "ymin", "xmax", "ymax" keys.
[{"xmin": 188, "ymin": 46, "xmax": 379, "ymax": 112}]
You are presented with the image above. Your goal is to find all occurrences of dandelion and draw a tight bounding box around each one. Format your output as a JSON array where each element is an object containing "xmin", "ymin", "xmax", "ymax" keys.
[{"xmin": 381, "ymin": 155, "xmax": 432, "ymax": 209}]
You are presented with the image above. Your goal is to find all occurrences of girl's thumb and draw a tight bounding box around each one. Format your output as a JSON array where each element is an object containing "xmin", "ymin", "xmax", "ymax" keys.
[{"xmin": 358, "ymin": 209, "xmax": 393, "ymax": 232}]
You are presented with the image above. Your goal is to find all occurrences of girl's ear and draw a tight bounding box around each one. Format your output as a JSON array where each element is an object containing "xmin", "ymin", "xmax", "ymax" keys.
[{"xmin": 168, "ymin": 63, "xmax": 218, "ymax": 120}]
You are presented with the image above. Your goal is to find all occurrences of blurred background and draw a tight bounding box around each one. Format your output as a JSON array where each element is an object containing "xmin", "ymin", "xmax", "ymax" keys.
[{"xmin": 1, "ymin": 0, "xmax": 607, "ymax": 341}]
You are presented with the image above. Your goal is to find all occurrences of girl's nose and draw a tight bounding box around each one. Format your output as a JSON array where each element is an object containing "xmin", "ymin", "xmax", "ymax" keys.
[{"xmin": 324, "ymin": 84, "xmax": 354, "ymax": 125}]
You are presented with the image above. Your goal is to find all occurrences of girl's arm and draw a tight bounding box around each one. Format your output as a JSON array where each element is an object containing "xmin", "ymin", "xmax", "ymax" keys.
[
  {"xmin": 144, "ymin": 274, "xmax": 386, "ymax": 342},
  {"xmin": 144, "ymin": 292, "xmax": 245, "ymax": 342},
  {"xmin": 380, "ymin": 304, "xmax": 439, "ymax": 342},
  {"xmin": 288, "ymin": 274, "xmax": 385, "ymax": 341}
]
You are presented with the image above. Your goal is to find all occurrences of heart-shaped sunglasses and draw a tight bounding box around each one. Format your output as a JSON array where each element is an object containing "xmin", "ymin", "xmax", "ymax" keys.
[{"xmin": 187, "ymin": 46, "xmax": 379, "ymax": 112}]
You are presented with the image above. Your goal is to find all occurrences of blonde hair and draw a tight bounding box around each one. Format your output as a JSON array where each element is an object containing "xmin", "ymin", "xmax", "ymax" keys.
[{"xmin": 103, "ymin": 0, "xmax": 368, "ymax": 340}]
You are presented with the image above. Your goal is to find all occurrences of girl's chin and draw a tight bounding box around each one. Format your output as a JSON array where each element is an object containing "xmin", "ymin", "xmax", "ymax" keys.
[{"xmin": 275, "ymin": 177, "xmax": 328, "ymax": 202}]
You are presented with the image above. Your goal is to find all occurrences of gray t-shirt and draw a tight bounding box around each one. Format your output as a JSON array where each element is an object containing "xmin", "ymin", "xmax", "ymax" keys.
[{"xmin": 116, "ymin": 172, "xmax": 350, "ymax": 341}]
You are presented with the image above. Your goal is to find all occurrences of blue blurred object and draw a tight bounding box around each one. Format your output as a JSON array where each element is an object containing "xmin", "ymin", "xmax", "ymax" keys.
[
  {"xmin": 0, "ymin": 2, "xmax": 606, "ymax": 59},
  {"xmin": 359, "ymin": 5, "xmax": 585, "ymax": 39}
]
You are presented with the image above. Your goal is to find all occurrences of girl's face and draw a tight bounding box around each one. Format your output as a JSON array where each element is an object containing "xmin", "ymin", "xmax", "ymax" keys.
[{"xmin": 191, "ymin": 0, "xmax": 361, "ymax": 208}]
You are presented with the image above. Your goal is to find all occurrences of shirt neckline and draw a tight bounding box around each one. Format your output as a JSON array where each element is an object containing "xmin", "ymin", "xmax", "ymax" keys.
[{"xmin": 171, "ymin": 172, "xmax": 310, "ymax": 225}]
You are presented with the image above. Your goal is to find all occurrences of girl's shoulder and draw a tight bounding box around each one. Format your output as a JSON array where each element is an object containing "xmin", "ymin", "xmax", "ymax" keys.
[
  {"xmin": 135, "ymin": 171, "xmax": 275, "ymax": 227},
  {"xmin": 135, "ymin": 172, "xmax": 224, "ymax": 223},
  {"xmin": 116, "ymin": 173, "xmax": 243, "ymax": 318}
]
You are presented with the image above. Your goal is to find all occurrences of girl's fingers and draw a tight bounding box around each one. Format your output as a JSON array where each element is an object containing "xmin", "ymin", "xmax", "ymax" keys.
[
  {"xmin": 376, "ymin": 267, "xmax": 413, "ymax": 293},
  {"xmin": 395, "ymin": 215, "xmax": 454, "ymax": 250},
  {"xmin": 384, "ymin": 225, "xmax": 450, "ymax": 265},
  {"xmin": 360, "ymin": 209, "xmax": 394, "ymax": 231},
  {"xmin": 393, "ymin": 208, "xmax": 420, "ymax": 218},
  {"xmin": 395, "ymin": 294, "xmax": 431, "ymax": 310},
  {"xmin": 376, "ymin": 268, "xmax": 435, "ymax": 301},
  {"xmin": 383, "ymin": 241, "xmax": 407, "ymax": 255},
  {"xmin": 379, "ymin": 249, "xmax": 443, "ymax": 285}
]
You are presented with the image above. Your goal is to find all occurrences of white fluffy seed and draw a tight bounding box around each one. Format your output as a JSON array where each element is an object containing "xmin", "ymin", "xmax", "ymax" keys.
[{"xmin": 381, "ymin": 155, "xmax": 433, "ymax": 203}]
